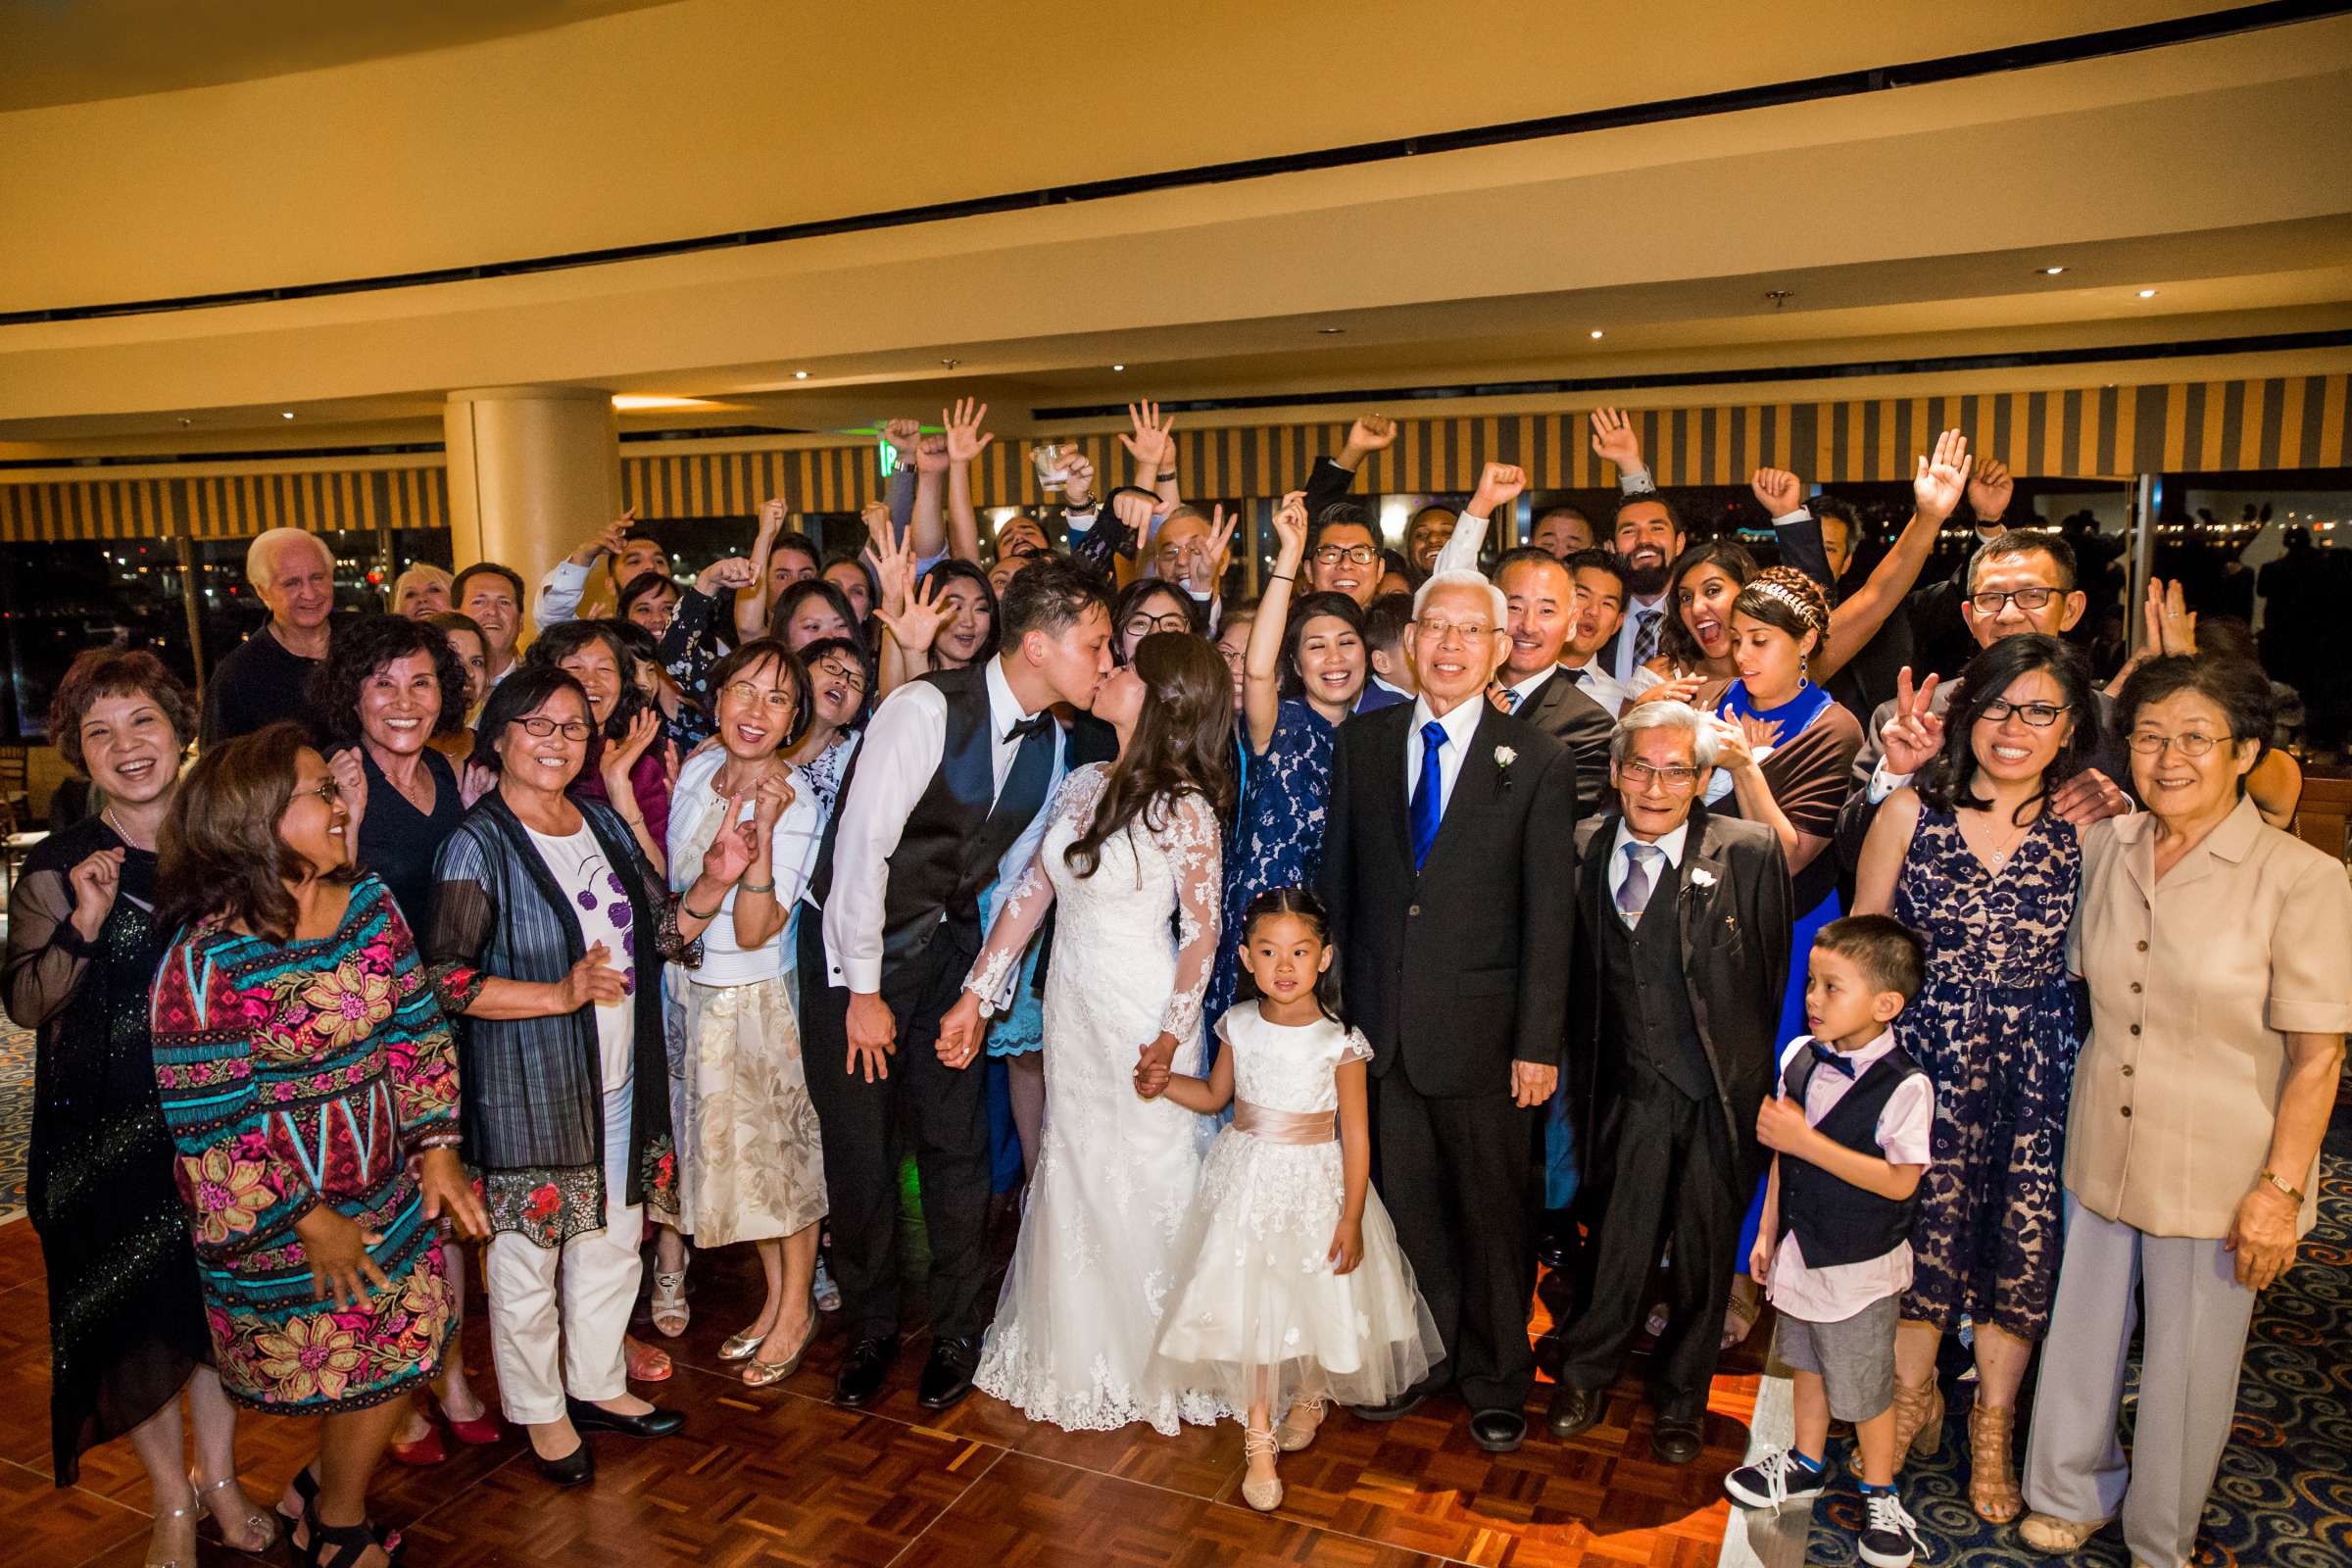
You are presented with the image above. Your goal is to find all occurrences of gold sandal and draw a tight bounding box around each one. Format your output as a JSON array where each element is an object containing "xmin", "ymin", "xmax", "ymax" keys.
[
  {"xmin": 1968, "ymin": 1402, "xmax": 2022, "ymax": 1524},
  {"xmin": 742, "ymin": 1318, "xmax": 819, "ymax": 1388},
  {"xmin": 2018, "ymin": 1510, "xmax": 2109, "ymax": 1553},
  {"xmin": 1240, "ymin": 1427, "xmax": 1284, "ymax": 1512},
  {"xmin": 1275, "ymin": 1396, "xmax": 1326, "ymax": 1452}
]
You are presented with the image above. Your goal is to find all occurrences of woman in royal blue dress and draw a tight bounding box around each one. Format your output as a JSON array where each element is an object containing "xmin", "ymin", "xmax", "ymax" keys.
[{"xmin": 1203, "ymin": 490, "xmax": 1369, "ymax": 1033}]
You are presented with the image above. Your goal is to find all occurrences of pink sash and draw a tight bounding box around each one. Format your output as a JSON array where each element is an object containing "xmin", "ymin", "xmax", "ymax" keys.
[{"xmin": 1231, "ymin": 1099, "xmax": 1337, "ymax": 1145}]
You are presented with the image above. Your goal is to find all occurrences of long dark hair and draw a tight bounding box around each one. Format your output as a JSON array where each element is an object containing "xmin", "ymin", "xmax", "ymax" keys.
[
  {"xmin": 1278, "ymin": 591, "xmax": 1366, "ymax": 701},
  {"xmin": 1919, "ymin": 633, "xmax": 2100, "ymax": 824},
  {"xmin": 1112, "ymin": 577, "xmax": 1205, "ymax": 665},
  {"xmin": 920, "ymin": 559, "xmax": 1003, "ymax": 663},
  {"xmin": 1064, "ymin": 632, "xmax": 1235, "ymax": 878},
  {"xmin": 158, "ymin": 721, "xmax": 355, "ymax": 943},
  {"xmin": 1656, "ymin": 539, "xmax": 1758, "ymax": 669},
  {"xmin": 1236, "ymin": 885, "xmax": 1345, "ymax": 1023}
]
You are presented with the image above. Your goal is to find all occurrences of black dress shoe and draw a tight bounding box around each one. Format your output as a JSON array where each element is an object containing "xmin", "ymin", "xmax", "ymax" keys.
[
  {"xmin": 1650, "ymin": 1413, "xmax": 1704, "ymax": 1464},
  {"xmin": 1346, "ymin": 1391, "xmax": 1424, "ymax": 1422},
  {"xmin": 834, "ymin": 1334, "xmax": 901, "ymax": 1408},
  {"xmin": 536, "ymin": 1439, "xmax": 594, "ymax": 1487},
  {"xmin": 916, "ymin": 1335, "xmax": 981, "ymax": 1410},
  {"xmin": 1545, "ymin": 1383, "xmax": 1603, "ymax": 1440},
  {"xmin": 1469, "ymin": 1407, "xmax": 1526, "ymax": 1452},
  {"xmin": 565, "ymin": 1397, "xmax": 685, "ymax": 1439}
]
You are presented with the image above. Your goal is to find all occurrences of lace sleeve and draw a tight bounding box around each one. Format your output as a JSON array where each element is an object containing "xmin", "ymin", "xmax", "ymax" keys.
[
  {"xmin": 2, "ymin": 866, "xmax": 90, "ymax": 1031},
  {"xmin": 1341, "ymin": 1025, "xmax": 1375, "ymax": 1066},
  {"xmin": 1158, "ymin": 790, "xmax": 1223, "ymax": 1045},
  {"xmin": 965, "ymin": 856, "xmax": 1056, "ymax": 1010}
]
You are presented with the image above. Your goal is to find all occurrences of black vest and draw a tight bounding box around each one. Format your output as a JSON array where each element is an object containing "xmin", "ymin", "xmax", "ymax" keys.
[
  {"xmin": 1775, "ymin": 1045, "xmax": 1926, "ymax": 1268},
  {"xmin": 1598, "ymin": 893, "xmax": 1714, "ymax": 1102},
  {"xmin": 810, "ymin": 664, "xmax": 1055, "ymax": 974}
]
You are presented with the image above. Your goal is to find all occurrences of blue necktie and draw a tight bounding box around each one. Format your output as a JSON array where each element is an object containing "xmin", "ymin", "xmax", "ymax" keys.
[
  {"xmin": 1409, "ymin": 720, "xmax": 1446, "ymax": 871},
  {"xmin": 1808, "ymin": 1041, "xmax": 1858, "ymax": 1079}
]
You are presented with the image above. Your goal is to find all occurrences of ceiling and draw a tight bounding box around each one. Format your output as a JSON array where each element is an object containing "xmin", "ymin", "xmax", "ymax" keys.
[
  {"xmin": 0, "ymin": 0, "xmax": 686, "ymax": 111},
  {"xmin": 1, "ymin": 0, "xmax": 2348, "ymax": 460}
]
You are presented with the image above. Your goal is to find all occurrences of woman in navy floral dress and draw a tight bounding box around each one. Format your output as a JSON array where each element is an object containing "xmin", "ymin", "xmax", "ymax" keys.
[
  {"xmin": 1853, "ymin": 634, "xmax": 2097, "ymax": 1525},
  {"xmin": 152, "ymin": 722, "xmax": 486, "ymax": 1568},
  {"xmin": 1204, "ymin": 493, "xmax": 1369, "ymax": 1032}
]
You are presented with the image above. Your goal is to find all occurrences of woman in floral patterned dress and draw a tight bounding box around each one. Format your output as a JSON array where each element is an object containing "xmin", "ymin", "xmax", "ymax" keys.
[
  {"xmin": 152, "ymin": 722, "xmax": 487, "ymax": 1568},
  {"xmin": 424, "ymin": 667, "xmax": 744, "ymax": 1487}
]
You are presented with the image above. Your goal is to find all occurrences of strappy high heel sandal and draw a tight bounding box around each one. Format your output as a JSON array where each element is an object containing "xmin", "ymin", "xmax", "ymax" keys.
[
  {"xmin": 274, "ymin": 1465, "xmax": 319, "ymax": 1540},
  {"xmin": 1968, "ymin": 1401, "xmax": 2023, "ymax": 1523},
  {"xmin": 1853, "ymin": 1370, "xmax": 1942, "ymax": 1477},
  {"xmin": 1240, "ymin": 1427, "xmax": 1284, "ymax": 1512},
  {"xmin": 1275, "ymin": 1396, "xmax": 1326, "ymax": 1452},
  {"xmin": 144, "ymin": 1494, "xmax": 199, "ymax": 1568},
  {"xmin": 298, "ymin": 1496, "xmax": 404, "ymax": 1568},
  {"xmin": 649, "ymin": 1249, "xmax": 690, "ymax": 1338},
  {"xmin": 190, "ymin": 1471, "xmax": 277, "ymax": 1552}
]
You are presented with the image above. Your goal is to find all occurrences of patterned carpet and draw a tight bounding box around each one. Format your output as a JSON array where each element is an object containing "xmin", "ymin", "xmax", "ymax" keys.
[
  {"xmin": 0, "ymin": 1021, "xmax": 28, "ymax": 1218},
  {"xmin": 1806, "ymin": 1101, "xmax": 2352, "ymax": 1567}
]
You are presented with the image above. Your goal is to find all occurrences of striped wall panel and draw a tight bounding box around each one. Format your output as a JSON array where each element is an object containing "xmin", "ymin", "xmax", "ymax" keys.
[{"xmin": 4, "ymin": 374, "xmax": 2348, "ymax": 542}]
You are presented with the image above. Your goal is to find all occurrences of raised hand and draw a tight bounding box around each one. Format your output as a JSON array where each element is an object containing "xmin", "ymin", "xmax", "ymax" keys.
[
  {"xmin": 1269, "ymin": 489, "xmax": 1309, "ymax": 567},
  {"xmin": 1590, "ymin": 407, "xmax": 1643, "ymax": 471},
  {"xmin": 944, "ymin": 397, "xmax": 995, "ymax": 464},
  {"xmin": 1627, "ymin": 670, "xmax": 1706, "ymax": 710},
  {"xmin": 750, "ymin": 767, "xmax": 796, "ymax": 831},
  {"xmin": 2143, "ymin": 576, "xmax": 2198, "ymax": 657},
  {"xmin": 1967, "ymin": 457, "xmax": 2014, "ymax": 525},
  {"xmin": 570, "ymin": 511, "xmax": 633, "ymax": 565},
  {"xmin": 875, "ymin": 571, "xmax": 950, "ymax": 653},
  {"xmin": 1878, "ymin": 667, "xmax": 1944, "ymax": 775},
  {"xmin": 701, "ymin": 813, "xmax": 758, "ymax": 887},
  {"xmin": 881, "ymin": 418, "xmax": 922, "ymax": 462},
  {"xmin": 1060, "ymin": 451, "xmax": 1097, "ymax": 508},
  {"xmin": 1740, "ymin": 714, "xmax": 1785, "ymax": 757},
  {"xmin": 913, "ymin": 433, "xmax": 951, "ymax": 475},
  {"xmin": 1110, "ymin": 488, "xmax": 1157, "ymax": 546},
  {"xmin": 1911, "ymin": 428, "xmax": 1974, "ymax": 522},
  {"xmin": 1750, "ymin": 466, "xmax": 1805, "ymax": 516},
  {"xmin": 1469, "ymin": 461, "xmax": 1527, "ymax": 517},
  {"xmin": 1341, "ymin": 414, "xmax": 1398, "ymax": 466},
  {"xmin": 559, "ymin": 942, "xmax": 627, "ymax": 1009},
  {"xmin": 1120, "ymin": 401, "xmax": 1176, "ymax": 470},
  {"xmin": 328, "ymin": 747, "xmax": 368, "ymax": 842},
  {"xmin": 603, "ymin": 708, "xmax": 662, "ymax": 798},
  {"xmin": 861, "ymin": 516, "xmax": 915, "ymax": 617},
  {"xmin": 696, "ymin": 556, "xmax": 757, "ymax": 595},
  {"xmin": 1201, "ymin": 503, "xmax": 1239, "ymax": 584},
  {"xmin": 756, "ymin": 498, "xmax": 786, "ymax": 540},
  {"xmin": 66, "ymin": 846, "xmax": 125, "ymax": 941},
  {"xmin": 858, "ymin": 500, "xmax": 892, "ymax": 536},
  {"xmin": 1710, "ymin": 716, "xmax": 1760, "ymax": 775}
]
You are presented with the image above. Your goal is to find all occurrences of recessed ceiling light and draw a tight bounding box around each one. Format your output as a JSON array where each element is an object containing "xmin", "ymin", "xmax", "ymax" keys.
[
  {"xmin": 793, "ymin": 369, "xmax": 809, "ymax": 380},
  {"xmin": 1112, "ymin": 364, "xmax": 1125, "ymax": 371},
  {"xmin": 281, "ymin": 411, "xmax": 294, "ymax": 418},
  {"xmin": 1589, "ymin": 329, "xmax": 1605, "ymax": 339},
  {"xmin": 2136, "ymin": 288, "xmax": 2158, "ymax": 299},
  {"xmin": 2039, "ymin": 266, "xmax": 2068, "ymax": 275},
  {"xmin": 1317, "ymin": 326, "xmax": 1347, "ymax": 335}
]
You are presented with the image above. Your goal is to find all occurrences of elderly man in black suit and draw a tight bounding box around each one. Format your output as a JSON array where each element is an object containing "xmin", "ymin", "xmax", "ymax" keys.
[
  {"xmin": 1319, "ymin": 566, "xmax": 1580, "ymax": 1454},
  {"xmin": 1546, "ymin": 701, "xmax": 1791, "ymax": 1464}
]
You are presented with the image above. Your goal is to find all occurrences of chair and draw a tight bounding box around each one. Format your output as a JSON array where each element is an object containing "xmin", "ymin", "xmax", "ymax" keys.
[
  {"xmin": 0, "ymin": 743, "xmax": 25, "ymax": 814},
  {"xmin": 0, "ymin": 792, "xmax": 46, "ymax": 903}
]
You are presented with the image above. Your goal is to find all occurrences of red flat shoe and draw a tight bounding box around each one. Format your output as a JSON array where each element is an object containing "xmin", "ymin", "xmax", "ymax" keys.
[
  {"xmin": 386, "ymin": 1428, "xmax": 447, "ymax": 1467},
  {"xmin": 443, "ymin": 1411, "xmax": 503, "ymax": 1446}
]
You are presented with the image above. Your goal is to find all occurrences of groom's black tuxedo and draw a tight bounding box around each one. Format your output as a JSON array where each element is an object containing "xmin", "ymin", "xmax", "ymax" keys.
[{"xmin": 1318, "ymin": 699, "xmax": 1579, "ymax": 1415}]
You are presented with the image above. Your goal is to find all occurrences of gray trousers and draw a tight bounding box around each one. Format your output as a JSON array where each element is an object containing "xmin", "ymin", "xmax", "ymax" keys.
[{"xmin": 2022, "ymin": 1192, "xmax": 2258, "ymax": 1568}]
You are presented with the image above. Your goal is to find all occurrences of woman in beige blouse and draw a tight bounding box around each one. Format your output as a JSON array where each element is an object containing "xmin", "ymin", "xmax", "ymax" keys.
[{"xmin": 2021, "ymin": 655, "xmax": 2350, "ymax": 1568}]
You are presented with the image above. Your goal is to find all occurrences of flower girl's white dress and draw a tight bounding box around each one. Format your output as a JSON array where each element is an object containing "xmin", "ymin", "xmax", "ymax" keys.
[{"xmin": 1150, "ymin": 1005, "xmax": 1442, "ymax": 1419}]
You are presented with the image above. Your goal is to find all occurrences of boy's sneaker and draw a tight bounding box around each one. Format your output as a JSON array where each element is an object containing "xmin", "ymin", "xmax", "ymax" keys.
[
  {"xmin": 1724, "ymin": 1446, "xmax": 1829, "ymax": 1510},
  {"xmin": 1857, "ymin": 1487, "xmax": 1925, "ymax": 1568}
]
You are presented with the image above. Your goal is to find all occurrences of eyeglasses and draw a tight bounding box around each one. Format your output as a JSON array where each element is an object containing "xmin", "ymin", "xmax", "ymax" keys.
[
  {"xmin": 1124, "ymin": 612, "xmax": 1194, "ymax": 640},
  {"xmin": 810, "ymin": 658, "xmax": 868, "ymax": 695},
  {"xmin": 2127, "ymin": 730, "xmax": 2225, "ymax": 758},
  {"xmin": 1968, "ymin": 587, "xmax": 2059, "ymax": 614},
  {"xmin": 1618, "ymin": 760, "xmax": 1701, "ymax": 792},
  {"xmin": 1413, "ymin": 618, "xmax": 1498, "ymax": 643},
  {"xmin": 293, "ymin": 777, "xmax": 340, "ymax": 807},
  {"xmin": 1979, "ymin": 699, "xmax": 2072, "ymax": 728},
  {"xmin": 721, "ymin": 681, "xmax": 797, "ymax": 712},
  {"xmin": 1313, "ymin": 544, "xmax": 1380, "ymax": 566},
  {"xmin": 515, "ymin": 717, "xmax": 594, "ymax": 741}
]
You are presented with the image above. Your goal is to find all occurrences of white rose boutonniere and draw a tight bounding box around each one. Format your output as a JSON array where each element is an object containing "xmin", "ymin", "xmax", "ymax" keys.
[
  {"xmin": 1494, "ymin": 745, "xmax": 1517, "ymax": 788},
  {"xmin": 1690, "ymin": 866, "xmax": 1718, "ymax": 888}
]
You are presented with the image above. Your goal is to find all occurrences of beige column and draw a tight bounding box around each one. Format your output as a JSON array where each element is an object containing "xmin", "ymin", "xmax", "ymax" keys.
[{"xmin": 443, "ymin": 385, "xmax": 618, "ymax": 635}]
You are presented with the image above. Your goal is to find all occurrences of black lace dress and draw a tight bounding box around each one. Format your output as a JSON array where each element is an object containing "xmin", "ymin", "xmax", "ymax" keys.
[{"xmin": 1, "ymin": 818, "xmax": 210, "ymax": 1484}]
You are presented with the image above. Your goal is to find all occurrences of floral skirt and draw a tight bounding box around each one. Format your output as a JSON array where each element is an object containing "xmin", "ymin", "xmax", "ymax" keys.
[
  {"xmin": 199, "ymin": 1172, "xmax": 452, "ymax": 1413},
  {"xmin": 675, "ymin": 977, "xmax": 827, "ymax": 1249}
]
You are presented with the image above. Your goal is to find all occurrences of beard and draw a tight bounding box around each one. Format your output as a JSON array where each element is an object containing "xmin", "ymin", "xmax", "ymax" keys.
[{"xmin": 1623, "ymin": 562, "xmax": 1670, "ymax": 597}]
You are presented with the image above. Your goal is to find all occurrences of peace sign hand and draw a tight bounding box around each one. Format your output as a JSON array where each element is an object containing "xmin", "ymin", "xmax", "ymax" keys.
[{"xmin": 1879, "ymin": 666, "xmax": 1945, "ymax": 775}]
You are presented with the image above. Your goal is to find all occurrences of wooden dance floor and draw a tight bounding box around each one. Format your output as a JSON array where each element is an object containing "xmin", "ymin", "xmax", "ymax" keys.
[{"xmin": 0, "ymin": 1206, "xmax": 1762, "ymax": 1567}]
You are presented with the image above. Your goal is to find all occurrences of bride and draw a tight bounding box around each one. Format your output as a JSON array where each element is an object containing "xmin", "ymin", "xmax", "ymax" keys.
[{"xmin": 937, "ymin": 631, "xmax": 1234, "ymax": 1433}]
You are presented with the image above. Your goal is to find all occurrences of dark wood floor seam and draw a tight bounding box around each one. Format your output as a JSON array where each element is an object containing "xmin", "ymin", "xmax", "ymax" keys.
[{"xmin": 879, "ymin": 1443, "xmax": 1009, "ymax": 1568}]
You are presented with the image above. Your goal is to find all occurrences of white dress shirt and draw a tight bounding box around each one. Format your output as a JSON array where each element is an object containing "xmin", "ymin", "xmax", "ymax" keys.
[
  {"xmin": 821, "ymin": 658, "xmax": 1064, "ymax": 993},
  {"xmin": 1606, "ymin": 816, "xmax": 1690, "ymax": 922},
  {"xmin": 1402, "ymin": 694, "xmax": 1488, "ymax": 820},
  {"xmin": 1557, "ymin": 658, "xmax": 1631, "ymax": 716}
]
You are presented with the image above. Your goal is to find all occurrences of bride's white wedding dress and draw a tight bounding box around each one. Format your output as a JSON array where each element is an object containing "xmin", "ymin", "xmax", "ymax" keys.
[{"xmin": 963, "ymin": 763, "xmax": 1227, "ymax": 1433}]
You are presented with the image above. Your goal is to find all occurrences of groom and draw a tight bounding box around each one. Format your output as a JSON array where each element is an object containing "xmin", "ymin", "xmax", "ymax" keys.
[
  {"xmin": 805, "ymin": 556, "xmax": 1114, "ymax": 1411},
  {"xmin": 1319, "ymin": 568, "xmax": 1579, "ymax": 1452}
]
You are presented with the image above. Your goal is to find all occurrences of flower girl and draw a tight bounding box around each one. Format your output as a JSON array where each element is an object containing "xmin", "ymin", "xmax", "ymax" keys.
[{"xmin": 1136, "ymin": 887, "xmax": 1441, "ymax": 1510}]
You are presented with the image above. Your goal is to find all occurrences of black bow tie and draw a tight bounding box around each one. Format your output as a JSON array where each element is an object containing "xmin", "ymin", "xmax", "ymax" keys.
[
  {"xmin": 1808, "ymin": 1041, "xmax": 1858, "ymax": 1078},
  {"xmin": 1004, "ymin": 712, "xmax": 1052, "ymax": 743}
]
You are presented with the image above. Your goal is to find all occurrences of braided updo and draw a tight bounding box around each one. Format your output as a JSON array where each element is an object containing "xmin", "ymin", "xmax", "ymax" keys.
[{"xmin": 1733, "ymin": 565, "xmax": 1831, "ymax": 651}]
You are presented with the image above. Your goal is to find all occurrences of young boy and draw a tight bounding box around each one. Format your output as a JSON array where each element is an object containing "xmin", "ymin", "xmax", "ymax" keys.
[{"xmin": 1727, "ymin": 914, "xmax": 1933, "ymax": 1568}]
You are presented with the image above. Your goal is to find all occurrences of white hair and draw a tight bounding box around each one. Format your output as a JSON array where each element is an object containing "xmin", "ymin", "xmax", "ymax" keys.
[
  {"xmin": 245, "ymin": 526, "xmax": 331, "ymax": 584},
  {"xmin": 1411, "ymin": 569, "xmax": 1506, "ymax": 630},
  {"xmin": 1610, "ymin": 699, "xmax": 1721, "ymax": 768}
]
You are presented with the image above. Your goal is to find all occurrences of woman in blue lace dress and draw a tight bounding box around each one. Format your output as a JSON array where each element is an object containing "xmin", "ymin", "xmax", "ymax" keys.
[
  {"xmin": 1853, "ymin": 633, "xmax": 2096, "ymax": 1525},
  {"xmin": 1204, "ymin": 493, "xmax": 1369, "ymax": 1036}
]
